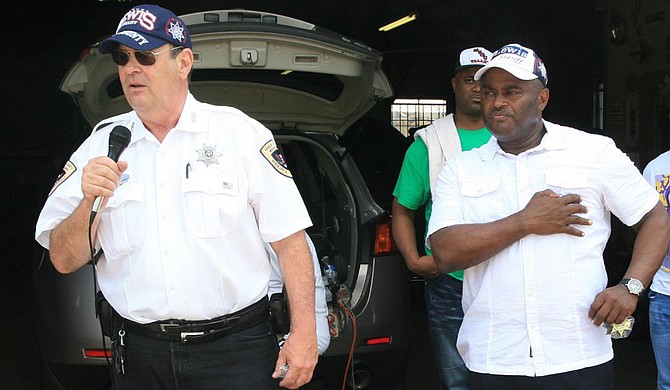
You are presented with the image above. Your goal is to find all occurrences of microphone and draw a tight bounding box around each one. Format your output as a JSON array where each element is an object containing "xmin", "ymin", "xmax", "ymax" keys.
[{"xmin": 90, "ymin": 125, "xmax": 132, "ymax": 222}]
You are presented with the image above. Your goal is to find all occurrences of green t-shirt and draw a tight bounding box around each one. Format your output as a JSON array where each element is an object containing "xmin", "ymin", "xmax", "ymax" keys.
[{"xmin": 393, "ymin": 126, "xmax": 491, "ymax": 280}]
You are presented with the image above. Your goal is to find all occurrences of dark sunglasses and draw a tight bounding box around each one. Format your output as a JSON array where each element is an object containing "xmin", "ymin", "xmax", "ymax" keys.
[{"xmin": 111, "ymin": 46, "xmax": 184, "ymax": 66}]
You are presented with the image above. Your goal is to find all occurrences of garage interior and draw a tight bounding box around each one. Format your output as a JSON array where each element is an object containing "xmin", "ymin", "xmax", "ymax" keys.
[{"xmin": 2, "ymin": 0, "xmax": 667, "ymax": 388}]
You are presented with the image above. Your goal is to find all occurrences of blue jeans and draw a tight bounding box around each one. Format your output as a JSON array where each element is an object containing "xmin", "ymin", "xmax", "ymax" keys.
[
  {"xmin": 425, "ymin": 273, "xmax": 469, "ymax": 390},
  {"xmin": 113, "ymin": 321, "xmax": 281, "ymax": 390},
  {"xmin": 650, "ymin": 290, "xmax": 670, "ymax": 390}
]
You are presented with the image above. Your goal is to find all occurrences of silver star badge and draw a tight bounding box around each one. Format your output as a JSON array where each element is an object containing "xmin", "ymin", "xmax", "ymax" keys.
[
  {"xmin": 196, "ymin": 144, "xmax": 222, "ymax": 167},
  {"xmin": 167, "ymin": 21, "xmax": 186, "ymax": 43}
]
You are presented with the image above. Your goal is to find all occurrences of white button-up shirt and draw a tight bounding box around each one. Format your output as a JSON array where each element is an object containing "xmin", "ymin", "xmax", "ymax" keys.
[
  {"xmin": 427, "ymin": 120, "xmax": 658, "ymax": 376},
  {"xmin": 36, "ymin": 94, "xmax": 312, "ymax": 323}
]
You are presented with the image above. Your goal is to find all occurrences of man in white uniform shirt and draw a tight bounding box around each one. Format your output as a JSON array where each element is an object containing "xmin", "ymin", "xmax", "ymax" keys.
[
  {"xmin": 427, "ymin": 43, "xmax": 670, "ymax": 389},
  {"xmin": 35, "ymin": 4, "xmax": 316, "ymax": 390}
]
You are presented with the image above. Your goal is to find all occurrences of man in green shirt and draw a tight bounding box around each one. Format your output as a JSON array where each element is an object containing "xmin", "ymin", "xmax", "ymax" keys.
[{"xmin": 392, "ymin": 47, "xmax": 492, "ymax": 390}]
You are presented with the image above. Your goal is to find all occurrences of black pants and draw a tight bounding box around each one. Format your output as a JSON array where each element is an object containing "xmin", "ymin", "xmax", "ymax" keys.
[
  {"xmin": 112, "ymin": 321, "xmax": 281, "ymax": 390},
  {"xmin": 469, "ymin": 360, "xmax": 614, "ymax": 390}
]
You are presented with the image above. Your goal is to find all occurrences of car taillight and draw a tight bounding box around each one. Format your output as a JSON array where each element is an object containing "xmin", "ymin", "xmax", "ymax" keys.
[
  {"xmin": 83, "ymin": 348, "xmax": 111, "ymax": 358},
  {"xmin": 364, "ymin": 336, "xmax": 392, "ymax": 346},
  {"xmin": 374, "ymin": 215, "xmax": 398, "ymax": 255}
]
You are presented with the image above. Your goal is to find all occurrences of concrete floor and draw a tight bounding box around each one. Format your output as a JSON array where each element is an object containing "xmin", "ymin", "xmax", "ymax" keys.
[{"xmin": 0, "ymin": 263, "xmax": 659, "ymax": 390}]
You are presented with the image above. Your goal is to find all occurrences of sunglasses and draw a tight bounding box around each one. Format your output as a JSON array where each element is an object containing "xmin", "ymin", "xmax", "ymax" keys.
[{"xmin": 111, "ymin": 46, "xmax": 184, "ymax": 66}]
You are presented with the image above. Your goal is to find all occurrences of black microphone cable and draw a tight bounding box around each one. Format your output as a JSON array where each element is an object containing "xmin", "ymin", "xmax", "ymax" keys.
[
  {"xmin": 88, "ymin": 125, "xmax": 131, "ymax": 388},
  {"xmin": 88, "ymin": 207, "xmax": 116, "ymax": 387}
]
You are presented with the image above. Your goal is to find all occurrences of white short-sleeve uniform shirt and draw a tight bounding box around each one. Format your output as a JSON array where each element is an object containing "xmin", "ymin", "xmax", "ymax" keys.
[
  {"xmin": 427, "ymin": 121, "xmax": 658, "ymax": 376},
  {"xmin": 36, "ymin": 94, "xmax": 312, "ymax": 324}
]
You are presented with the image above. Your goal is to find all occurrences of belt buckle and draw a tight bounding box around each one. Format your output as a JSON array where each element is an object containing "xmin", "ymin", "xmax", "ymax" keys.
[
  {"xmin": 159, "ymin": 323, "xmax": 179, "ymax": 332},
  {"xmin": 181, "ymin": 331, "xmax": 205, "ymax": 342}
]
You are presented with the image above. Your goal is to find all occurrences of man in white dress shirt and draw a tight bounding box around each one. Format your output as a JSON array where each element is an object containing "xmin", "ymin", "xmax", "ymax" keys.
[{"xmin": 427, "ymin": 43, "xmax": 670, "ymax": 390}]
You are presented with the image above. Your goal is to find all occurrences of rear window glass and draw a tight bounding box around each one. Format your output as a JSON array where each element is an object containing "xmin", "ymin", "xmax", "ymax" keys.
[{"xmin": 105, "ymin": 69, "xmax": 344, "ymax": 102}]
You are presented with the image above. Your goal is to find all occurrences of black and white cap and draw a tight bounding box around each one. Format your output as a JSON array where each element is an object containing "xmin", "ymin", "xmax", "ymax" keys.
[{"xmin": 474, "ymin": 43, "xmax": 548, "ymax": 86}]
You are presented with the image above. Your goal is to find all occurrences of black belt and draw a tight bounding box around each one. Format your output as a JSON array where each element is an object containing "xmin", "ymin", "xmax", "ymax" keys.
[{"xmin": 124, "ymin": 297, "xmax": 270, "ymax": 343}]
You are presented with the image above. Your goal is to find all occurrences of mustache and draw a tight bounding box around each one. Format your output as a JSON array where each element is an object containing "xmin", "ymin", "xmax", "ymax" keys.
[{"xmin": 489, "ymin": 108, "xmax": 512, "ymax": 116}]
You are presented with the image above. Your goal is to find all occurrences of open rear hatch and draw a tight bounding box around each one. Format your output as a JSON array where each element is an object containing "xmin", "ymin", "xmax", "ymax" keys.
[{"xmin": 60, "ymin": 9, "xmax": 393, "ymax": 135}]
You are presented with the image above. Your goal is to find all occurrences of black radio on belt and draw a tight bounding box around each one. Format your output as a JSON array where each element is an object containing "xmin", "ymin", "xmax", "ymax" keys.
[
  {"xmin": 269, "ymin": 289, "xmax": 290, "ymax": 335},
  {"xmin": 96, "ymin": 291, "xmax": 123, "ymax": 338}
]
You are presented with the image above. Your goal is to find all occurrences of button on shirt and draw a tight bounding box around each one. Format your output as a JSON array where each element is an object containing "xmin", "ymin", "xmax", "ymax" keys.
[
  {"xmin": 426, "ymin": 121, "xmax": 658, "ymax": 376},
  {"xmin": 35, "ymin": 94, "xmax": 312, "ymax": 323}
]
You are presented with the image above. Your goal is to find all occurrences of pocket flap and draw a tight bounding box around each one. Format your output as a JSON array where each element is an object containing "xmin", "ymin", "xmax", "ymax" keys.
[
  {"xmin": 182, "ymin": 172, "xmax": 239, "ymax": 196},
  {"xmin": 106, "ymin": 183, "xmax": 144, "ymax": 208},
  {"xmin": 545, "ymin": 171, "xmax": 588, "ymax": 188},
  {"xmin": 460, "ymin": 177, "xmax": 501, "ymax": 197}
]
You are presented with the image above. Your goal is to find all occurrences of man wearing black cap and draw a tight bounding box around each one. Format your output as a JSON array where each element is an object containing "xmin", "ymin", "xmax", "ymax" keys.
[
  {"xmin": 392, "ymin": 46, "xmax": 492, "ymax": 390},
  {"xmin": 35, "ymin": 4, "xmax": 317, "ymax": 389},
  {"xmin": 427, "ymin": 43, "xmax": 670, "ymax": 389}
]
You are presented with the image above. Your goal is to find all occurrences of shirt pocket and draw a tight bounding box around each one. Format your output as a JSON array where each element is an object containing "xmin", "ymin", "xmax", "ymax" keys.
[
  {"xmin": 182, "ymin": 171, "xmax": 240, "ymax": 238},
  {"xmin": 544, "ymin": 170, "xmax": 598, "ymax": 215},
  {"xmin": 459, "ymin": 177, "xmax": 503, "ymax": 222},
  {"xmin": 544, "ymin": 171, "xmax": 588, "ymax": 194},
  {"xmin": 99, "ymin": 182, "xmax": 146, "ymax": 256}
]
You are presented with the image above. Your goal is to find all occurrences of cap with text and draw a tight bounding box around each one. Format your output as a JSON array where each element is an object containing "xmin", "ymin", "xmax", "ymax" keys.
[
  {"xmin": 98, "ymin": 4, "xmax": 192, "ymax": 54},
  {"xmin": 454, "ymin": 47, "xmax": 492, "ymax": 74},
  {"xmin": 474, "ymin": 43, "xmax": 548, "ymax": 86}
]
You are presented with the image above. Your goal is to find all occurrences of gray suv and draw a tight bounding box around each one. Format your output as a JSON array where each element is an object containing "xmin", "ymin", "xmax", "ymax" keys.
[{"xmin": 35, "ymin": 8, "xmax": 410, "ymax": 390}]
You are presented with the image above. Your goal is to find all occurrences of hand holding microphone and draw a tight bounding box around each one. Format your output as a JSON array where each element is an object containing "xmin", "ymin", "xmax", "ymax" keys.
[{"xmin": 89, "ymin": 125, "xmax": 132, "ymax": 223}]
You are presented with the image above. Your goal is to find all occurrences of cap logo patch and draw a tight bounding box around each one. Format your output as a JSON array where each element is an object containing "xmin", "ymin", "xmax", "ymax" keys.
[
  {"xmin": 261, "ymin": 140, "xmax": 292, "ymax": 178},
  {"xmin": 116, "ymin": 30, "xmax": 149, "ymax": 46},
  {"xmin": 470, "ymin": 48, "xmax": 489, "ymax": 64},
  {"xmin": 118, "ymin": 8, "xmax": 157, "ymax": 33},
  {"xmin": 166, "ymin": 19, "xmax": 186, "ymax": 43},
  {"xmin": 494, "ymin": 45, "xmax": 529, "ymax": 59}
]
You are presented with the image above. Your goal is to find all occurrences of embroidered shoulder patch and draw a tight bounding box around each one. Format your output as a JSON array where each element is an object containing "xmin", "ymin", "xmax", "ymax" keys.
[
  {"xmin": 49, "ymin": 160, "xmax": 77, "ymax": 196},
  {"xmin": 260, "ymin": 140, "xmax": 292, "ymax": 178}
]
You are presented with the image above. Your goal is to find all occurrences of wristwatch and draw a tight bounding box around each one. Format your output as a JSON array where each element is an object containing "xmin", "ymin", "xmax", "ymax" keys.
[{"xmin": 619, "ymin": 278, "xmax": 645, "ymax": 296}]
